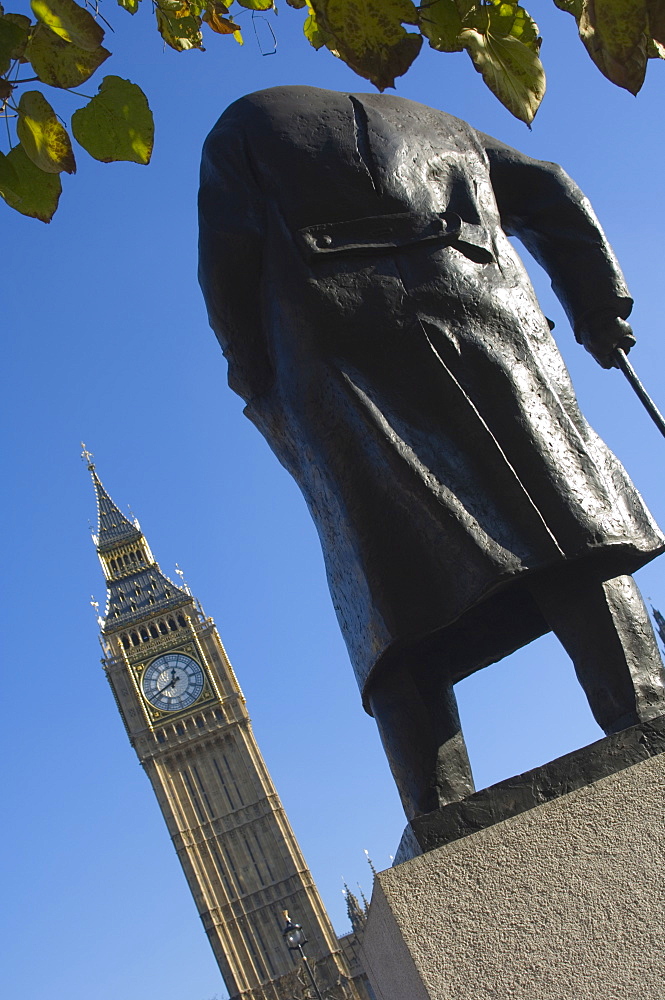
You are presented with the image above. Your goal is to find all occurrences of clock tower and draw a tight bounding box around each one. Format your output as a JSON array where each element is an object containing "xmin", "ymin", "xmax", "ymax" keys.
[{"xmin": 85, "ymin": 452, "xmax": 369, "ymax": 1000}]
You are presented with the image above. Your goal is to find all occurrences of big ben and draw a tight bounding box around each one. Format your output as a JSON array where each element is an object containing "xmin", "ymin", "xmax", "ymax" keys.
[{"xmin": 84, "ymin": 448, "xmax": 369, "ymax": 1000}]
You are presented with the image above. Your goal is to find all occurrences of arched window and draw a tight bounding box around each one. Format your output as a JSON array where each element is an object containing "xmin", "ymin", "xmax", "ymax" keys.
[
  {"xmin": 159, "ymin": 620, "xmax": 168, "ymax": 635},
  {"xmin": 156, "ymin": 731, "xmax": 166, "ymax": 744},
  {"xmin": 149, "ymin": 624, "xmax": 159, "ymax": 638},
  {"xmin": 176, "ymin": 724, "xmax": 185, "ymax": 735},
  {"xmin": 140, "ymin": 627, "xmax": 149, "ymax": 642},
  {"xmin": 168, "ymin": 617, "xmax": 177, "ymax": 631},
  {"xmin": 120, "ymin": 634, "xmax": 130, "ymax": 649},
  {"xmin": 177, "ymin": 614, "xmax": 187, "ymax": 628},
  {"xmin": 130, "ymin": 631, "xmax": 140, "ymax": 646},
  {"xmin": 195, "ymin": 716, "xmax": 204, "ymax": 729}
]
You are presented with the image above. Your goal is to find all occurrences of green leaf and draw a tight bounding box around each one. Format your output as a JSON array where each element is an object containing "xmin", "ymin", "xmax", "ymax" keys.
[
  {"xmin": 460, "ymin": 2, "xmax": 545, "ymax": 124},
  {"xmin": 118, "ymin": 0, "xmax": 141, "ymax": 12},
  {"xmin": 646, "ymin": 0, "xmax": 665, "ymax": 45},
  {"xmin": 17, "ymin": 89, "xmax": 76, "ymax": 173},
  {"xmin": 31, "ymin": 0, "xmax": 104, "ymax": 51},
  {"xmin": 26, "ymin": 23, "xmax": 110, "ymax": 88},
  {"xmin": 0, "ymin": 144, "xmax": 62, "ymax": 222},
  {"xmin": 155, "ymin": 0, "xmax": 204, "ymax": 50},
  {"xmin": 0, "ymin": 13, "xmax": 30, "ymax": 73},
  {"xmin": 4, "ymin": 10, "xmax": 32, "ymax": 68},
  {"xmin": 578, "ymin": 0, "xmax": 648, "ymax": 93},
  {"xmin": 553, "ymin": 0, "xmax": 650, "ymax": 91},
  {"xmin": 419, "ymin": 0, "xmax": 464, "ymax": 52},
  {"xmin": 310, "ymin": 0, "xmax": 423, "ymax": 89},
  {"xmin": 303, "ymin": 0, "xmax": 333, "ymax": 47},
  {"xmin": 486, "ymin": 0, "xmax": 541, "ymax": 48},
  {"xmin": 553, "ymin": 0, "xmax": 583, "ymax": 15},
  {"xmin": 71, "ymin": 75, "xmax": 154, "ymax": 164},
  {"xmin": 0, "ymin": 149, "xmax": 21, "ymax": 199},
  {"xmin": 236, "ymin": 0, "xmax": 274, "ymax": 8}
]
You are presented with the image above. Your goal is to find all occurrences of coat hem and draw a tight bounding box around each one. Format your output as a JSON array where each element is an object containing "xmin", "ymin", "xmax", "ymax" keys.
[{"xmin": 360, "ymin": 539, "xmax": 665, "ymax": 714}]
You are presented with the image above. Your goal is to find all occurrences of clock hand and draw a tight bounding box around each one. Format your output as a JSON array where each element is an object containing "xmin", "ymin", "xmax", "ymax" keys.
[{"xmin": 154, "ymin": 672, "xmax": 181, "ymax": 696}]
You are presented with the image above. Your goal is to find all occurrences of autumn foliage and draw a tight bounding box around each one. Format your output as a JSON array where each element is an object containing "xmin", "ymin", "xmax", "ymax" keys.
[{"xmin": 1, "ymin": 0, "xmax": 663, "ymax": 221}]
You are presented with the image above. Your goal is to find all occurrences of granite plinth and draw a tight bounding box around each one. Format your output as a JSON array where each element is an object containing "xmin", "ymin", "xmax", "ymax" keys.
[
  {"xmin": 394, "ymin": 715, "xmax": 665, "ymax": 863},
  {"xmin": 362, "ymin": 720, "xmax": 665, "ymax": 1000}
]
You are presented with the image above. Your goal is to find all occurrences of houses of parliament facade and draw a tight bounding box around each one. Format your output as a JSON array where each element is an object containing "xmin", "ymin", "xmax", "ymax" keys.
[{"xmin": 84, "ymin": 451, "xmax": 373, "ymax": 1000}]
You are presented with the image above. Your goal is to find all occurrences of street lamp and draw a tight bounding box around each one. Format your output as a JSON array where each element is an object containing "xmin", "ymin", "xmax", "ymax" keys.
[{"xmin": 282, "ymin": 911, "xmax": 324, "ymax": 1000}]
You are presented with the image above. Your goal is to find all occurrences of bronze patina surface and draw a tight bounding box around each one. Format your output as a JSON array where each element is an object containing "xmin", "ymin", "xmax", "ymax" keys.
[{"xmin": 199, "ymin": 86, "xmax": 665, "ymax": 822}]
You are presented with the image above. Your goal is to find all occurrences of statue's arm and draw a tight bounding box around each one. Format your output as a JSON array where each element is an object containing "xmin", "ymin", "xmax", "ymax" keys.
[
  {"xmin": 478, "ymin": 132, "xmax": 635, "ymax": 368},
  {"xmin": 198, "ymin": 114, "xmax": 272, "ymax": 399}
]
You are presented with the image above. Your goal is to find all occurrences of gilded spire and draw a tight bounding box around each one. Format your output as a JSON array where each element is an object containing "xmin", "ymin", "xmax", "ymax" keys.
[
  {"xmin": 83, "ymin": 447, "xmax": 188, "ymax": 631},
  {"xmin": 82, "ymin": 443, "xmax": 141, "ymax": 553}
]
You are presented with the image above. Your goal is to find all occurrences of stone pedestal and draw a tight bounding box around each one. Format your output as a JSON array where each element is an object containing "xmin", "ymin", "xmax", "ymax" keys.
[{"xmin": 361, "ymin": 719, "xmax": 665, "ymax": 1000}]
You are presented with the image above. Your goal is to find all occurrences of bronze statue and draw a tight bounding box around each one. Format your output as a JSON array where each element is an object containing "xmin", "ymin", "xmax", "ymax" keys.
[{"xmin": 198, "ymin": 86, "xmax": 665, "ymax": 822}]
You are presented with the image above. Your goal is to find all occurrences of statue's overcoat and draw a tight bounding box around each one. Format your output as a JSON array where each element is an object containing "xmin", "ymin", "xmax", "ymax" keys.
[{"xmin": 199, "ymin": 86, "xmax": 663, "ymax": 705}]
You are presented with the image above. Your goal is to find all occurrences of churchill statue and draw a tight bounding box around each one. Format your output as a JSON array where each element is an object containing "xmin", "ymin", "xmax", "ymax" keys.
[{"xmin": 198, "ymin": 86, "xmax": 665, "ymax": 821}]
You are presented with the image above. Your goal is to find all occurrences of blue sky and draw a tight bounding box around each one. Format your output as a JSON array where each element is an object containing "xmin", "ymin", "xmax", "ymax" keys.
[{"xmin": 2, "ymin": 6, "xmax": 664, "ymax": 1000}]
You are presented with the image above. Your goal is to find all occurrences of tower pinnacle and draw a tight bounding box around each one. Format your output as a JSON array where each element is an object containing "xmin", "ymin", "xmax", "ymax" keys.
[
  {"xmin": 342, "ymin": 882, "xmax": 367, "ymax": 935},
  {"xmin": 82, "ymin": 443, "xmax": 143, "ymax": 552},
  {"xmin": 85, "ymin": 464, "xmax": 370, "ymax": 1000},
  {"xmin": 84, "ymin": 453, "xmax": 188, "ymax": 630}
]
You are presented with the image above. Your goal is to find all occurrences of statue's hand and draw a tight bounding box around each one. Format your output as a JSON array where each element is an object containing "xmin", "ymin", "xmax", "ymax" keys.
[{"xmin": 577, "ymin": 313, "xmax": 636, "ymax": 369}]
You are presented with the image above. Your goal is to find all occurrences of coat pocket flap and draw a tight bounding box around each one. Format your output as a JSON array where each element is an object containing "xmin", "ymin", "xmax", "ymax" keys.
[
  {"xmin": 297, "ymin": 211, "xmax": 493, "ymax": 264},
  {"xmin": 456, "ymin": 223, "xmax": 495, "ymax": 264}
]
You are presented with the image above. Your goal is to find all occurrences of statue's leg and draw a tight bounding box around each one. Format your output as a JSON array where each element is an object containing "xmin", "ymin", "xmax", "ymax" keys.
[
  {"xmin": 528, "ymin": 571, "xmax": 665, "ymax": 734},
  {"xmin": 367, "ymin": 661, "xmax": 475, "ymax": 821}
]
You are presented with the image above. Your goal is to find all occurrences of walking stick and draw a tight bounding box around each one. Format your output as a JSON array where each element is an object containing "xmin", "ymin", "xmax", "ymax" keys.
[{"xmin": 613, "ymin": 347, "xmax": 665, "ymax": 441}]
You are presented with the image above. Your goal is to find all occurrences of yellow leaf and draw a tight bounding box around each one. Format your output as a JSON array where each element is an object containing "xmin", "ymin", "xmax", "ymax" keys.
[
  {"xmin": 17, "ymin": 89, "xmax": 76, "ymax": 173},
  {"xmin": 155, "ymin": 0, "xmax": 204, "ymax": 50},
  {"xmin": 460, "ymin": 2, "xmax": 545, "ymax": 124},
  {"xmin": 203, "ymin": 0, "xmax": 240, "ymax": 34},
  {"xmin": 26, "ymin": 23, "xmax": 110, "ymax": 89},
  {"xmin": 30, "ymin": 0, "xmax": 104, "ymax": 51},
  {"xmin": 310, "ymin": 0, "xmax": 422, "ymax": 90}
]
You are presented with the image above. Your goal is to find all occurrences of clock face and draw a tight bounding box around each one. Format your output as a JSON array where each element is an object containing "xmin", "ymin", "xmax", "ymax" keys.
[{"xmin": 142, "ymin": 653, "xmax": 205, "ymax": 712}]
